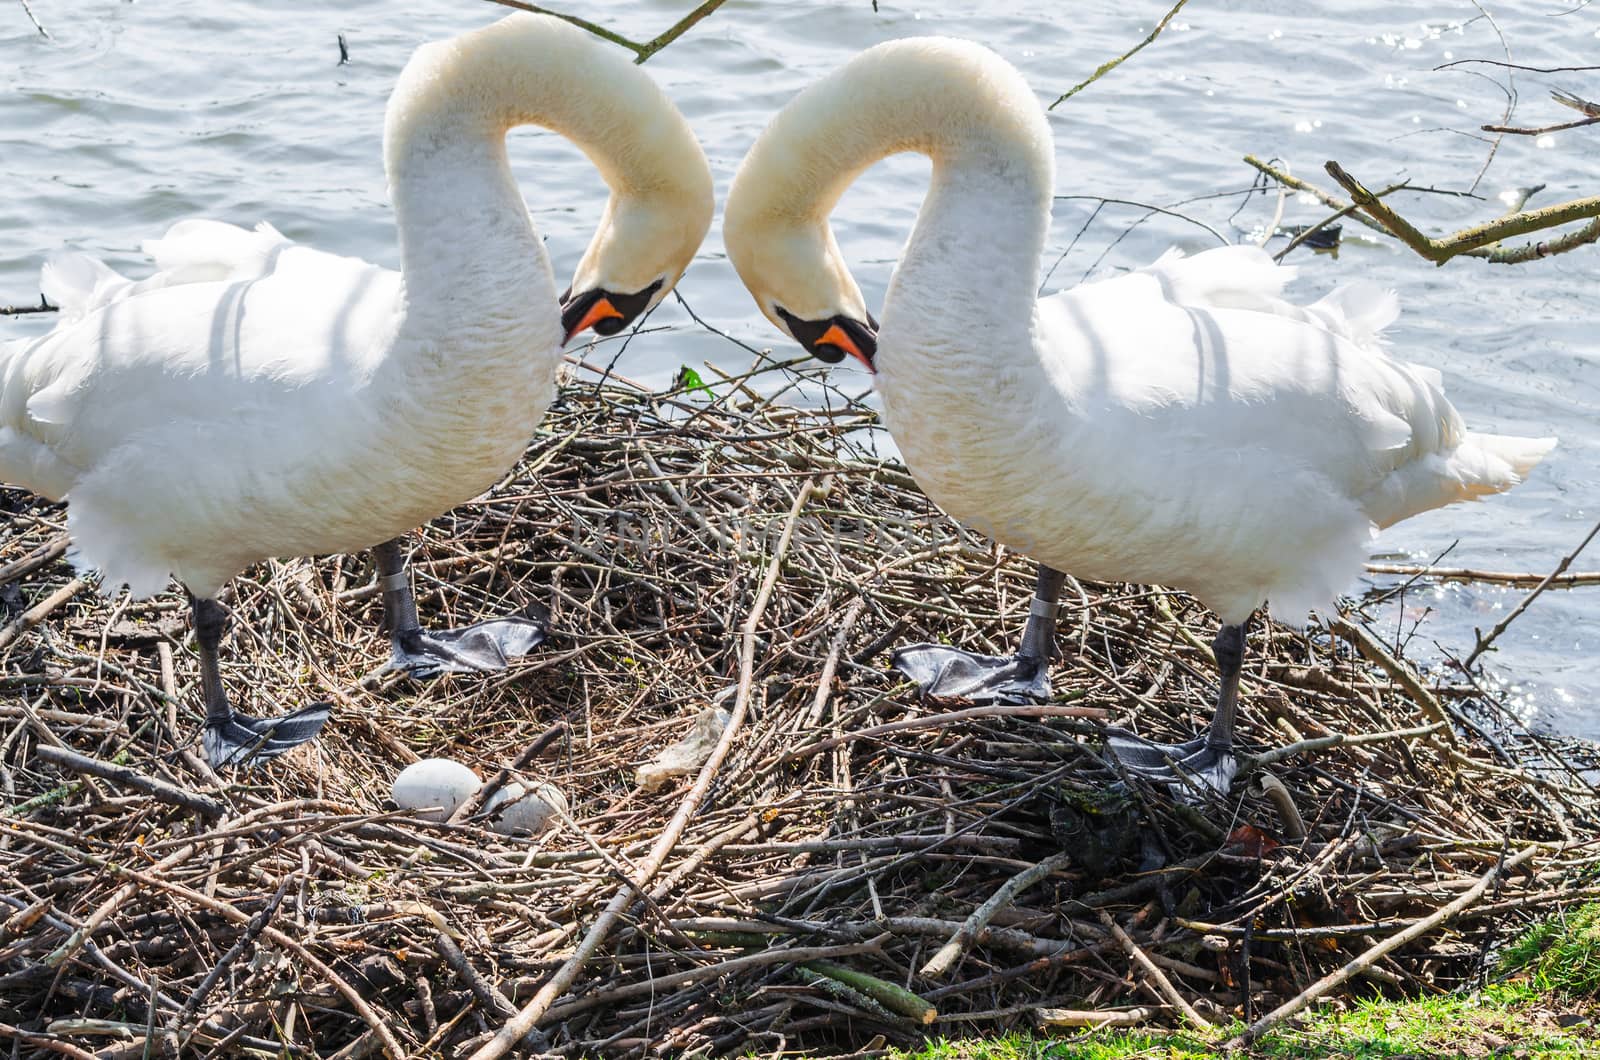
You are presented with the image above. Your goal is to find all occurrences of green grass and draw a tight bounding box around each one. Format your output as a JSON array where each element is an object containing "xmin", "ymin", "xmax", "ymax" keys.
[
  {"xmin": 1499, "ymin": 902, "xmax": 1600, "ymax": 997},
  {"xmin": 892, "ymin": 983, "xmax": 1595, "ymax": 1059},
  {"xmin": 858, "ymin": 907, "xmax": 1600, "ymax": 1060}
]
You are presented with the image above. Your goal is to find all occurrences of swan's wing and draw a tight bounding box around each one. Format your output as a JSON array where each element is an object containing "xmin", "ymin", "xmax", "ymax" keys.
[
  {"xmin": 1067, "ymin": 245, "xmax": 1402, "ymax": 351},
  {"xmin": 42, "ymin": 221, "xmax": 296, "ymax": 324},
  {"xmin": 1038, "ymin": 255, "xmax": 1460, "ymax": 498},
  {"xmin": 1, "ymin": 240, "xmax": 401, "ymax": 493}
]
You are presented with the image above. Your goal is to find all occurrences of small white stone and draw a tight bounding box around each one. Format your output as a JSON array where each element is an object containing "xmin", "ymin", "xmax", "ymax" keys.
[
  {"xmin": 486, "ymin": 781, "xmax": 568, "ymax": 836},
  {"xmin": 392, "ymin": 758, "xmax": 481, "ymax": 822}
]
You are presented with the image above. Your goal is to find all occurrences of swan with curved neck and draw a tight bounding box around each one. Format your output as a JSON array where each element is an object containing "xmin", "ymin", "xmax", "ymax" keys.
[
  {"xmin": 724, "ymin": 38, "xmax": 1555, "ymax": 792},
  {"xmin": 0, "ymin": 14, "xmax": 713, "ymax": 766}
]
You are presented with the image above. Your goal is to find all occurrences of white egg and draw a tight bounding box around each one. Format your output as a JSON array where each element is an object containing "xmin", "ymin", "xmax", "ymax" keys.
[
  {"xmin": 391, "ymin": 758, "xmax": 482, "ymax": 822},
  {"xmin": 485, "ymin": 780, "xmax": 568, "ymax": 836}
]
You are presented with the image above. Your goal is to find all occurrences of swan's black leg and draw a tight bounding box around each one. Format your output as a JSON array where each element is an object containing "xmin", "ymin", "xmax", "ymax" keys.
[
  {"xmin": 1104, "ymin": 621, "xmax": 1246, "ymax": 795},
  {"xmin": 194, "ymin": 596, "xmax": 330, "ymax": 768},
  {"xmin": 374, "ymin": 537, "xmax": 546, "ymax": 679},
  {"xmin": 892, "ymin": 564, "xmax": 1067, "ymax": 704}
]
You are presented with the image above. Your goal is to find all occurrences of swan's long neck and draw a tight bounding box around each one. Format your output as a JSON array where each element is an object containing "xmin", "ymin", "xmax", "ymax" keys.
[
  {"xmin": 386, "ymin": 125, "xmax": 545, "ymax": 338},
  {"xmin": 726, "ymin": 37, "xmax": 1055, "ymax": 362},
  {"xmin": 382, "ymin": 14, "xmax": 704, "ymax": 348},
  {"xmin": 888, "ymin": 138, "xmax": 1053, "ymax": 364}
]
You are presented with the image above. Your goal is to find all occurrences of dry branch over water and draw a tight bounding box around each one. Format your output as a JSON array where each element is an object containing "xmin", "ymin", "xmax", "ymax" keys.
[{"xmin": 0, "ymin": 357, "xmax": 1596, "ymax": 1056}]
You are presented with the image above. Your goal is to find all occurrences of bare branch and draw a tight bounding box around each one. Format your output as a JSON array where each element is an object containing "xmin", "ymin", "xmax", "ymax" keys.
[
  {"xmin": 1484, "ymin": 114, "xmax": 1600, "ymax": 135},
  {"xmin": 1, "ymin": 296, "xmax": 58, "ymax": 316},
  {"xmin": 1484, "ymin": 91, "xmax": 1600, "ymax": 135},
  {"xmin": 1436, "ymin": 58, "xmax": 1600, "ymax": 73},
  {"xmin": 1553, "ymin": 89, "xmax": 1600, "ymax": 117},
  {"xmin": 479, "ymin": 0, "xmax": 728, "ymax": 63},
  {"xmin": 1325, "ymin": 160, "xmax": 1600, "ymax": 264},
  {"xmin": 16, "ymin": 0, "xmax": 49, "ymax": 38},
  {"xmin": 1048, "ymin": 0, "xmax": 1189, "ymax": 109},
  {"xmin": 1464, "ymin": 518, "xmax": 1600, "ymax": 669}
]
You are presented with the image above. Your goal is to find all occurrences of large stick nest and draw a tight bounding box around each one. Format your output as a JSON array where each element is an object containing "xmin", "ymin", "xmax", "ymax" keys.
[{"xmin": 2, "ymin": 354, "xmax": 1596, "ymax": 1058}]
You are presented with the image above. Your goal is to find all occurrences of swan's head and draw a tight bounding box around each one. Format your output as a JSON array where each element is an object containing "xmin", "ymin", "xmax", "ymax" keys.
[
  {"xmin": 389, "ymin": 14, "xmax": 714, "ymax": 346},
  {"xmin": 724, "ymin": 36, "xmax": 1050, "ymax": 374},
  {"xmin": 559, "ymin": 181, "xmax": 712, "ymax": 344},
  {"xmin": 723, "ymin": 212, "xmax": 879, "ymax": 371}
]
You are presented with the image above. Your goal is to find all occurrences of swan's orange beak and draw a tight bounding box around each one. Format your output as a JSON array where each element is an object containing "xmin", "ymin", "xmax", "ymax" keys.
[
  {"xmin": 564, "ymin": 296, "xmax": 623, "ymax": 344},
  {"xmin": 817, "ymin": 323, "xmax": 874, "ymax": 373}
]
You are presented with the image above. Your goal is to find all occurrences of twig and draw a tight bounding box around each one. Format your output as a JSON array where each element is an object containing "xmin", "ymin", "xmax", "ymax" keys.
[
  {"xmin": 1365, "ymin": 560, "xmax": 1600, "ymax": 588},
  {"xmin": 1049, "ymin": 0, "xmax": 1190, "ymax": 109},
  {"xmin": 1227, "ymin": 843, "xmax": 1540, "ymax": 1048},
  {"xmin": 1484, "ymin": 115, "xmax": 1600, "ymax": 135},
  {"xmin": 783, "ymin": 701, "xmax": 1105, "ymax": 763},
  {"xmin": 44, "ymin": 843, "xmax": 200, "ymax": 969},
  {"xmin": 466, "ymin": 482, "xmax": 817, "ymax": 1060},
  {"xmin": 1328, "ymin": 618, "xmax": 1458, "ymax": 745},
  {"xmin": 180, "ymin": 875, "xmax": 294, "ymax": 1026},
  {"xmin": 435, "ymin": 934, "xmax": 546, "ymax": 1052},
  {"xmin": 15, "ymin": 0, "xmax": 48, "ymax": 38},
  {"xmin": 1464, "ymin": 517, "xmax": 1600, "ymax": 669},
  {"xmin": 1098, "ymin": 910, "xmax": 1213, "ymax": 1032},
  {"xmin": 920, "ymin": 852, "xmax": 1073, "ymax": 979},
  {"xmin": 1248, "ymin": 772, "xmax": 1305, "ymax": 840},
  {"xmin": 0, "ymin": 535, "xmax": 69, "ymax": 586},
  {"xmin": 0, "ymin": 577, "xmax": 87, "ymax": 651},
  {"xmin": 801, "ymin": 597, "xmax": 866, "ymax": 730},
  {"xmin": 1243, "ymin": 155, "xmax": 1393, "ymax": 238},
  {"xmin": 0, "ymin": 1023, "xmax": 95, "ymax": 1059},
  {"xmin": 805, "ymin": 960, "xmax": 936, "ymax": 1024},
  {"xmin": 1325, "ymin": 159, "xmax": 1600, "ymax": 264},
  {"xmin": 1273, "ymin": 189, "xmax": 1400, "ymax": 262},
  {"xmin": 34, "ymin": 745, "xmax": 226, "ymax": 820},
  {"xmin": 479, "ymin": 0, "xmax": 728, "ymax": 63},
  {"xmin": 540, "ymin": 938, "xmax": 886, "ymax": 1022},
  {"xmin": 1034, "ymin": 1006, "xmax": 1155, "ymax": 1028},
  {"xmin": 0, "ymin": 294, "xmax": 56, "ymax": 314},
  {"xmin": 13, "ymin": 829, "xmax": 409, "ymax": 1058},
  {"xmin": 1435, "ymin": 58, "xmax": 1600, "ymax": 74},
  {"xmin": 1552, "ymin": 89, "xmax": 1600, "ymax": 118}
]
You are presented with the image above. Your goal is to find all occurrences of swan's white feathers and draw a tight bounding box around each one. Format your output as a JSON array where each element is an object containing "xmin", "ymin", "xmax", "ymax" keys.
[
  {"xmin": 40, "ymin": 253, "xmax": 128, "ymax": 321},
  {"xmin": 140, "ymin": 219, "xmax": 293, "ymax": 284},
  {"xmin": 723, "ymin": 37, "xmax": 1555, "ymax": 627},
  {"xmin": 1, "ymin": 13, "xmax": 714, "ymax": 600}
]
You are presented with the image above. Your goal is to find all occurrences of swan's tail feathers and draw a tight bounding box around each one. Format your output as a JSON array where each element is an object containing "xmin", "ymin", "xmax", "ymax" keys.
[
  {"xmin": 40, "ymin": 253, "xmax": 132, "ymax": 321},
  {"xmin": 1455, "ymin": 432, "xmax": 1558, "ymax": 498},
  {"xmin": 141, "ymin": 218, "xmax": 292, "ymax": 284},
  {"xmin": 1365, "ymin": 432, "xmax": 1556, "ymax": 530},
  {"xmin": 1145, "ymin": 244, "xmax": 1297, "ymax": 314},
  {"xmin": 1308, "ymin": 281, "xmax": 1400, "ymax": 349}
]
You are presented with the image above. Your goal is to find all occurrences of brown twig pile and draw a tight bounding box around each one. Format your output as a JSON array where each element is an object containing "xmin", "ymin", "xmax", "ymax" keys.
[{"xmin": 1, "ymin": 352, "xmax": 1596, "ymax": 1058}]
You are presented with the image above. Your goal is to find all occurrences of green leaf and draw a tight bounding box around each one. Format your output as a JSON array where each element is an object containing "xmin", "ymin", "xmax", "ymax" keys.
[{"xmin": 675, "ymin": 365, "xmax": 711, "ymax": 396}]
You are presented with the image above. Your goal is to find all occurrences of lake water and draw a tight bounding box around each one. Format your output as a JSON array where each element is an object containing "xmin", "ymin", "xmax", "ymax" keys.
[{"xmin": 2, "ymin": 0, "xmax": 1594, "ymax": 735}]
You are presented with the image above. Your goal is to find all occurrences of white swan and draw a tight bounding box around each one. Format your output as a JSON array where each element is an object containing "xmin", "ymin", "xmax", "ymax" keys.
[
  {"xmin": 0, "ymin": 14, "xmax": 714, "ymax": 767},
  {"xmin": 723, "ymin": 38, "xmax": 1555, "ymax": 791}
]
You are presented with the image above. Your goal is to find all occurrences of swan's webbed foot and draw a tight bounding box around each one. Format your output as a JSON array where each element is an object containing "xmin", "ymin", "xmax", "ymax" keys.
[
  {"xmin": 373, "ymin": 537, "xmax": 547, "ymax": 679},
  {"xmin": 891, "ymin": 564, "xmax": 1068, "ymax": 705},
  {"xmin": 388, "ymin": 613, "xmax": 547, "ymax": 678},
  {"xmin": 891, "ymin": 644, "xmax": 1051, "ymax": 704},
  {"xmin": 1102, "ymin": 621, "xmax": 1249, "ymax": 798},
  {"xmin": 203, "ymin": 703, "xmax": 332, "ymax": 768},
  {"xmin": 1103, "ymin": 731, "xmax": 1238, "ymax": 796},
  {"xmin": 191, "ymin": 594, "xmax": 332, "ymax": 768}
]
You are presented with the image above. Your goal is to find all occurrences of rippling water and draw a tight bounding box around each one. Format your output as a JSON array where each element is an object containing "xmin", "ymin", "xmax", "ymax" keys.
[{"xmin": 2, "ymin": 0, "xmax": 1595, "ymax": 733}]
